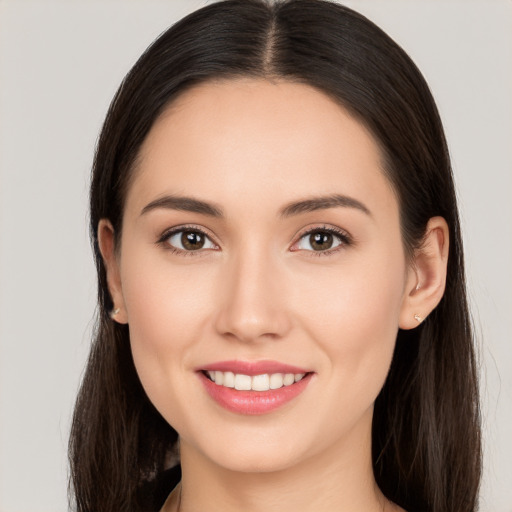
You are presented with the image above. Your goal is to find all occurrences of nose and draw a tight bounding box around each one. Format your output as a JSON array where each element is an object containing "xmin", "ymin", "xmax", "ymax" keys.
[{"xmin": 213, "ymin": 247, "xmax": 292, "ymax": 344}]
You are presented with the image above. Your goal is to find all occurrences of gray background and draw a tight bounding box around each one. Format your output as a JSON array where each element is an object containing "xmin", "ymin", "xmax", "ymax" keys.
[{"xmin": 0, "ymin": 1, "xmax": 510, "ymax": 510}]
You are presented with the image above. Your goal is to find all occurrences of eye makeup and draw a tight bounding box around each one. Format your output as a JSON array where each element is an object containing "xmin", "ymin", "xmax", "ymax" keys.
[{"xmin": 156, "ymin": 222, "xmax": 353, "ymax": 258}]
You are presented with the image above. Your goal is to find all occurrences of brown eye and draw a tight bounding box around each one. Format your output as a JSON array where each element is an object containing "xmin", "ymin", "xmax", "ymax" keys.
[
  {"xmin": 295, "ymin": 229, "xmax": 346, "ymax": 252},
  {"xmin": 309, "ymin": 232, "xmax": 334, "ymax": 251},
  {"xmin": 166, "ymin": 229, "xmax": 216, "ymax": 252},
  {"xmin": 181, "ymin": 231, "xmax": 205, "ymax": 250}
]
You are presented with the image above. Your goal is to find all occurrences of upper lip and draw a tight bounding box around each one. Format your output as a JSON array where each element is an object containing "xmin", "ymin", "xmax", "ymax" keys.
[{"xmin": 198, "ymin": 360, "xmax": 311, "ymax": 376}]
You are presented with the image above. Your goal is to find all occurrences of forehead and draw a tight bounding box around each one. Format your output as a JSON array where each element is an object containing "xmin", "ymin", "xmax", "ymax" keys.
[{"xmin": 127, "ymin": 79, "xmax": 397, "ymax": 220}]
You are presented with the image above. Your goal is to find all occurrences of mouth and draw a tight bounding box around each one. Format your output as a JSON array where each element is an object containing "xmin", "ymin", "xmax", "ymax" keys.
[
  {"xmin": 201, "ymin": 369, "xmax": 309, "ymax": 391},
  {"xmin": 196, "ymin": 361, "xmax": 314, "ymax": 415}
]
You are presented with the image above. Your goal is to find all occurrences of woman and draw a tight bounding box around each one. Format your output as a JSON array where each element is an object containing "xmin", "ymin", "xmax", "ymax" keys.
[{"xmin": 69, "ymin": 1, "xmax": 481, "ymax": 511}]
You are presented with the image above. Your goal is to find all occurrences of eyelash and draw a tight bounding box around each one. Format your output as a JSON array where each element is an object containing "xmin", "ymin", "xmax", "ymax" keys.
[
  {"xmin": 293, "ymin": 225, "xmax": 352, "ymax": 257},
  {"xmin": 157, "ymin": 224, "xmax": 352, "ymax": 258}
]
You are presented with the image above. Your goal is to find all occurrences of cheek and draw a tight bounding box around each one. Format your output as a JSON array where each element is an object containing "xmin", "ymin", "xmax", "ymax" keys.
[
  {"xmin": 118, "ymin": 246, "xmax": 216, "ymax": 404},
  {"xmin": 121, "ymin": 238, "xmax": 214, "ymax": 341},
  {"xmin": 299, "ymin": 245, "xmax": 404, "ymax": 326},
  {"xmin": 295, "ymin": 248, "xmax": 406, "ymax": 400}
]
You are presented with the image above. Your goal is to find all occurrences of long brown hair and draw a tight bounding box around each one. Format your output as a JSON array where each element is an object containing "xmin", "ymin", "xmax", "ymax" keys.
[{"xmin": 69, "ymin": 1, "xmax": 481, "ymax": 511}]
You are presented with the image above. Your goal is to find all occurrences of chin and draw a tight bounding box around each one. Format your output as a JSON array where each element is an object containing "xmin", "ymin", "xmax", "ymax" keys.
[
  {"xmin": 180, "ymin": 425, "xmax": 310, "ymax": 475},
  {"xmin": 208, "ymin": 445, "xmax": 303, "ymax": 474}
]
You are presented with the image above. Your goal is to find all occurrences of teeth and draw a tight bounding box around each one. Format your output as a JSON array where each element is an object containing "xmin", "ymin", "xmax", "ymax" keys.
[
  {"xmin": 252, "ymin": 374, "xmax": 270, "ymax": 391},
  {"xmin": 283, "ymin": 373, "xmax": 295, "ymax": 386},
  {"xmin": 223, "ymin": 371, "xmax": 235, "ymax": 388},
  {"xmin": 206, "ymin": 371, "xmax": 306, "ymax": 391},
  {"xmin": 234, "ymin": 374, "xmax": 252, "ymax": 390},
  {"xmin": 270, "ymin": 373, "xmax": 284, "ymax": 389}
]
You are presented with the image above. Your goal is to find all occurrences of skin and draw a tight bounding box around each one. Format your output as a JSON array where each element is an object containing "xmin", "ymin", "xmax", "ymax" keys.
[{"xmin": 99, "ymin": 79, "xmax": 449, "ymax": 512}]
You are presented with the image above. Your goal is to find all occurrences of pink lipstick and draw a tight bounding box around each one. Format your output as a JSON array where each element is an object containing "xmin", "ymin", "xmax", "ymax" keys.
[{"xmin": 196, "ymin": 360, "xmax": 313, "ymax": 415}]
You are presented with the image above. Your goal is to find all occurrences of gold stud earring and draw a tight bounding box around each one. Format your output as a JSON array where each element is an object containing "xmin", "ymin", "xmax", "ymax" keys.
[
  {"xmin": 414, "ymin": 314, "xmax": 423, "ymax": 323},
  {"xmin": 110, "ymin": 308, "xmax": 120, "ymax": 319}
]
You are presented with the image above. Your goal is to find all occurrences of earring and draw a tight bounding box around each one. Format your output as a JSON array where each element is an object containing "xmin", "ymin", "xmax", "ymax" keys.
[
  {"xmin": 110, "ymin": 308, "xmax": 120, "ymax": 319},
  {"xmin": 414, "ymin": 314, "xmax": 423, "ymax": 323}
]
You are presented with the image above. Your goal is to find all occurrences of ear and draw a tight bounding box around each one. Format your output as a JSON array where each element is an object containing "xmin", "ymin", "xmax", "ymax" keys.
[
  {"xmin": 97, "ymin": 219, "xmax": 128, "ymax": 324},
  {"xmin": 399, "ymin": 216, "xmax": 449, "ymax": 329}
]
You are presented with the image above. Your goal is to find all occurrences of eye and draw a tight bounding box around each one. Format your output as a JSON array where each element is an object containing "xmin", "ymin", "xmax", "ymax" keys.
[
  {"xmin": 161, "ymin": 228, "xmax": 217, "ymax": 253},
  {"xmin": 294, "ymin": 227, "xmax": 350, "ymax": 253}
]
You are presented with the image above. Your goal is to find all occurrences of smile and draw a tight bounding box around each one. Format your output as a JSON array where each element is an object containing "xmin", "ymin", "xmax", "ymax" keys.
[
  {"xmin": 204, "ymin": 370, "xmax": 307, "ymax": 391},
  {"xmin": 197, "ymin": 360, "xmax": 314, "ymax": 415}
]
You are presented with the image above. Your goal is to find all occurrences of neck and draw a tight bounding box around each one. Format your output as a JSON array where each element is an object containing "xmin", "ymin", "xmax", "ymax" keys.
[{"xmin": 164, "ymin": 417, "xmax": 400, "ymax": 512}]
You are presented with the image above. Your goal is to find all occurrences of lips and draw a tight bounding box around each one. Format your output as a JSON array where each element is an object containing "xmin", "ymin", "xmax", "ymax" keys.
[
  {"xmin": 199, "ymin": 360, "xmax": 310, "ymax": 376},
  {"xmin": 196, "ymin": 360, "xmax": 313, "ymax": 415}
]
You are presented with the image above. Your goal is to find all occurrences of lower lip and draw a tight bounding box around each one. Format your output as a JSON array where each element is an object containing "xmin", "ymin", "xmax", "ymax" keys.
[{"xmin": 198, "ymin": 371, "xmax": 313, "ymax": 415}]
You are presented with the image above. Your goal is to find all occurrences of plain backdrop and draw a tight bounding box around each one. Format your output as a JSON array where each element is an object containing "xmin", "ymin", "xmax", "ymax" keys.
[{"xmin": 0, "ymin": 1, "xmax": 510, "ymax": 511}]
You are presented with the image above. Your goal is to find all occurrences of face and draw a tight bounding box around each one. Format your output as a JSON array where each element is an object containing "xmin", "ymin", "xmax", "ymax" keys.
[{"xmin": 107, "ymin": 79, "xmax": 418, "ymax": 473}]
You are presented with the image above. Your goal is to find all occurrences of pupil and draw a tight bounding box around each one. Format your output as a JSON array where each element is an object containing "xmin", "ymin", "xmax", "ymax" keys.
[
  {"xmin": 182, "ymin": 231, "xmax": 204, "ymax": 250},
  {"xmin": 311, "ymin": 232, "xmax": 332, "ymax": 251}
]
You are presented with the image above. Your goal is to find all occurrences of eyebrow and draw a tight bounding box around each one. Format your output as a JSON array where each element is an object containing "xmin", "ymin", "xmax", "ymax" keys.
[
  {"xmin": 140, "ymin": 193, "xmax": 371, "ymax": 218},
  {"xmin": 141, "ymin": 195, "xmax": 223, "ymax": 217},
  {"xmin": 279, "ymin": 194, "xmax": 371, "ymax": 218}
]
